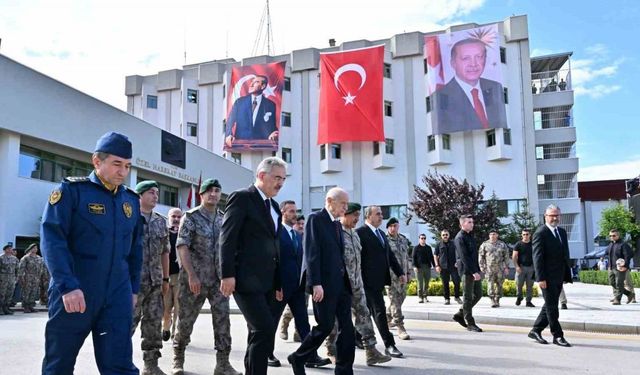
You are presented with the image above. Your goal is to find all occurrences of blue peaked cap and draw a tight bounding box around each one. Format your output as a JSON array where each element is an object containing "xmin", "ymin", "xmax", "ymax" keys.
[{"xmin": 95, "ymin": 132, "xmax": 132, "ymax": 159}]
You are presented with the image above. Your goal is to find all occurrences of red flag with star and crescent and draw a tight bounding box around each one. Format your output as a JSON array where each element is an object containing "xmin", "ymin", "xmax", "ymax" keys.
[{"xmin": 317, "ymin": 45, "xmax": 384, "ymax": 144}]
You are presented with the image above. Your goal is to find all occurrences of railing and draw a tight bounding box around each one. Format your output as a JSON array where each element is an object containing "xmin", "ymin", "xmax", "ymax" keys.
[
  {"xmin": 531, "ymin": 69, "xmax": 571, "ymax": 94},
  {"xmin": 536, "ymin": 143, "xmax": 576, "ymax": 160},
  {"xmin": 534, "ymin": 108, "xmax": 573, "ymax": 129},
  {"xmin": 537, "ymin": 173, "xmax": 578, "ymax": 199}
]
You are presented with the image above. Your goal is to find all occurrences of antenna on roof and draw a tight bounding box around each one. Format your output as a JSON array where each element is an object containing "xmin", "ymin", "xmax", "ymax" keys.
[{"xmin": 251, "ymin": 0, "xmax": 275, "ymax": 56}]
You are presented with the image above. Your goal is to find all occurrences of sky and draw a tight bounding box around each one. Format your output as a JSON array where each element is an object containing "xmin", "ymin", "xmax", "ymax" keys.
[{"xmin": 1, "ymin": 0, "xmax": 638, "ymax": 181}]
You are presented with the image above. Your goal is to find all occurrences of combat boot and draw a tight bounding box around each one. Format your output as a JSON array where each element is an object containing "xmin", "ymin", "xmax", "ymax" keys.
[
  {"xmin": 213, "ymin": 351, "xmax": 242, "ymax": 375},
  {"xmin": 326, "ymin": 343, "xmax": 337, "ymax": 364},
  {"xmin": 292, "ymin": 330, "xmax": 301, "ymax": 342},
  {"xmin": 365, "ymin": 346, "xmax": 392, "ymax": 366},
  {"xmin": 278, "ymin": 320, "xmax": 289, "ymax": 340},
  {"xmin": 142, "ymin": 358, "xmax": 167, "ymax": 375},
  {"xmin": 171, "ymin": 347, "xmax": 185, "ymax": 375},
  {"xmin": 397, "ymin": 324, "xmax": 410, "ymax": 340}
]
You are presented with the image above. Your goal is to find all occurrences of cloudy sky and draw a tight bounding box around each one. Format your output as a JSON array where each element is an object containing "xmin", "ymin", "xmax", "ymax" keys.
[{"xmin": 1, "ymin": 0, "xmax": 638, "ymax": 181}]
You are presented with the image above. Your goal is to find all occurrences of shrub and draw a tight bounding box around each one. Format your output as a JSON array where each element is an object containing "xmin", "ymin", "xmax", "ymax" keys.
[
  {"xmin": 405, "ymin": 277, "xmax": 538, "ymax": 297},
  {"xmin": 580, "ymin": 270, "xmax": 640, "ymax": 287}
]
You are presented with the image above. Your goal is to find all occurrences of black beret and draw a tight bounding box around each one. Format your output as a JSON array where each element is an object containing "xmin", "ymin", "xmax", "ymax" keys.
[
  {"xmin": 386, "ymin": 217, "xmax": 399, "ymax": 228},
  {"xmin": 135, "ymin": 180, "xmax": 158, "ymax": 195},
  {"xmin": 2, "ymin": 244, "xmax": 12, "ymax": 251},
  {"xmin": 199, "ymin": 178, "xmax": 222, "ymax": 194},
  {"xmin": 95, "ymin": 132, "xmax": 132, "ymax": 159}
]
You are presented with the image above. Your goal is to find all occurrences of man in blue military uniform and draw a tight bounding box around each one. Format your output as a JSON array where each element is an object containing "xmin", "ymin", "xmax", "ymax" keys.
[{"xmin": 41, "ymin": 132, "xmax": 143, "ymax": 374}]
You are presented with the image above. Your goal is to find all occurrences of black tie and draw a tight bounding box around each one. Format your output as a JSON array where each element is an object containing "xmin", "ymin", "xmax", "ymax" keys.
[
  {"xmin": 290, "ymin": 229, "xmax": 298, "ymax": 252},
  {"xmin": 252, "ymin": 98, "xmax": 258, "ymax": 113},
  {"xmin": 265, "ymin": 199, "xmax": 275, "ymax": 232},
  {"xmin": 376, "ymin": 229, "xmax": 385, "ymax": 246},
  {"xmin": 554, "ymin": 227, "xmax": 562, "ymax": 244}
]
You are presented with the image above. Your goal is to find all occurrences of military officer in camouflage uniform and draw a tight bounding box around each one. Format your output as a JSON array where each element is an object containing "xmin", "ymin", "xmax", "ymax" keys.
[
  {"xmin": 325, "ymin": 203, "xmax": 391, "ymax": 366},
  {"xmin": 172, "ymin": 179, "xmax": 241, "ymax": 375},
  {"xmin": 478, "ymin": 229, "xmax": 510, "ymax": 308},
  {"xmin": 1, "ymin": 244, "xmax": 19, "ymax": 315},
  {"xmin": 18, "ymin": 243, "xmax": 44, "ymax": 313},
  {"xmin": 385, "ymin": 217, "xmax": 411, "ymax": 340},
  {"xmin": 131, "ymin": 180, "xmax": 170, "ymax": 375}
]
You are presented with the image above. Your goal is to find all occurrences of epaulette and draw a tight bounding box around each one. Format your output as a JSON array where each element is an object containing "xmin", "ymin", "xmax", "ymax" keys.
[
  {"xmin": 124, "ymin": 186, "xmax": 140, "ymax": 197},
  {"xmin": 185, "ymin": 206, "xmax": 199, "ymax": 214},
  {"xmin": 64, "ymin": 176, "xmax": 90, "ymax": 183}
]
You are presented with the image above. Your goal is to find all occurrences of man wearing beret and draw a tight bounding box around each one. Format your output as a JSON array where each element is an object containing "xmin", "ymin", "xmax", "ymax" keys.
[
  {"xmin": 0, "ymin": 244, "xmax": 19, "ymax": 315},
  {"xmin": 385, "ymin": 218, "xmax": 412, "ymax": 340},
  {"xmin": 41, "ymin": 132, "xmax": 143, "ymax": 374},
  {"xmin": 131, "ymin": 180, "xmax": 170, "ymax": 375},
  {"xmin": 172, "ymin": 179, "xmax": 241, "ymax": 375},
  {"xmin": 18, "ymin": 243, "xmax": 44, "ymax": 313}
]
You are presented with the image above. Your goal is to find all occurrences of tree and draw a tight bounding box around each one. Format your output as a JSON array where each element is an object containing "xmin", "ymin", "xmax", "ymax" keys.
[
  {"xmin": 502, "ymin": 201, "xmax": 539, "ymax": 246},
  {"xmin": 598, "ymin": 203, "xmax": 640, "ymax": 242},
  {"xmin": 409, "ymin": 172, "xmax": 502, "ymax": 246}
]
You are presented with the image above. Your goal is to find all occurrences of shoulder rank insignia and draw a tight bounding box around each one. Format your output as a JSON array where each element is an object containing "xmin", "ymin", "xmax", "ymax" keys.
[
  {"xmin": 64, "ymin": 176, "xmax": 90, "ymax": 183},
  {"xmin": 49, "ymin": 190, "xmax": 62, "ymax": 205},
  {"xmin": 123, "ymin": 202, "xmax": 133, "ymax": 218}
]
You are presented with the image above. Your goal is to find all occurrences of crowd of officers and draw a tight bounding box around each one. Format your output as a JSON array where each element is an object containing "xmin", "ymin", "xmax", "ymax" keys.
[{"xmin": 0, "ymin": 243, "xmax": 50, "ymax": 315}]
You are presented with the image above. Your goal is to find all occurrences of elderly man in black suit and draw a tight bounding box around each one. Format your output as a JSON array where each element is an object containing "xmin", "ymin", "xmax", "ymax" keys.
[
  {"xmin": 528, "ymin": 204, "xmax": 573, "ymax": 347},
  {"xmin": 287, "ymin": 187, "xmax": 354, "ymax": 375},
  {"xmin": 432, "ymin": 38, "xmax": 508, "ymax": 134},
  {"xmin": 219, "ymin": 157, "xmax": 287, "ymax": 375},
  {"xmin": 356, "ymin": 206, "xmax": 405, "ymax": 358}
]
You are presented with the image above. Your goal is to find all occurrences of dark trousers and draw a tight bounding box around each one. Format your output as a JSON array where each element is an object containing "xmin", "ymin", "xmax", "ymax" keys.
[
  {"xmin": 362, "ymin": 287, "xmax": 395, "ymax": 347},
  {"xmin": 440, "ymin": 268, "xmax": 461, "ymax": 300},
  {"xmin": 532, "ymin": 282, "xmax": 564, "ymax": 338},
  {"xmin": 234, "ymin": 291, "xmax": 277, "ymax": 375},
  {"xmin": 609, "ymin": 269, "xmax": 632, "ymax": 301},
  {"xmin": 290, "ymin": 288, "xmax": 355, "ymax": 375},
  {"xmin": 270, "ymin": 286, "xmax": 310, "ymax": 355},
  {"xmin": 456, "ymin": 274, "xmax": 482, "ymax": 324}
]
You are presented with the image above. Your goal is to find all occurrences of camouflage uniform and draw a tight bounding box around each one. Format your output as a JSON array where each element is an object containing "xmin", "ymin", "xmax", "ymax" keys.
[
  {"xmin": 132, "ymin": 211, "xmax": 169, "ymax": 362},
  {"xmin": 18, "ymin": 254, "xmax": 44, "ymax": 311},
  {"xmin": 325, "ymin": 227, "xmax": 379, "ymax": 350},
  {"xmin": 173, "ymin": 206, "xmax": 232, "ymax": 359},
  {"xmin": 478, "ymin": 240, "xmax": 510, "ymax": 303},
  {"xmin": 0, "ymin": 253, "xmax": 19, "ymax": 314},
  {"xmin": 385, "ymin": 233, "xmax": 410, "ymax": 326}
]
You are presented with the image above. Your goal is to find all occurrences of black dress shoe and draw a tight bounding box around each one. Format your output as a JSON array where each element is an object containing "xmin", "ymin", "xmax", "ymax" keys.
[
  {"xmin": 287, "ymin": 354, "xmax": 306, "ymax": 375},
  {"xmin": 162, "ymin": 330, "xmax": 170, "ymax": 342},
  {"xmin": 385, "ymin": 345, "xmax": 403, "ymax": 358},
  {"xmin": 305, "ymin": 355, "xmax": 331, "ymax": 368},
  {"xmin": 452, "ymin": 314, "xmax": 467, "ymax": 328},
  {"xmin": 528, "ymin": 331, "xmax": 548, "ymax": 344},
  {"xmin": 268, "ymin": 354, "xmax": 281, "ymax": 367},
  {"xmin": 355, "ymin": 339, "xmax": 364, "ymax": 350},
  {"xmin": 466, "ymin": 324, "xmax": 483, "ymax": 332},
  {"xmin": 515, "ymin": 297, "xmax": 522, "ymax": 306},
  {"xmin": 526, "ymin": 302, "xmax": 535, "ymax": 308},
  {"xmin": 553, "ymin": 337, "xmax": 571, "ymax": 347}
]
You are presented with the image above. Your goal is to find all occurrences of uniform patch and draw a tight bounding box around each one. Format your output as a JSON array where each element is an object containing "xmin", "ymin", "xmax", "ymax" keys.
[
  {"xmin": 49, "ymin": 190, "xmax": 62, "ymax": 205},
  {"xmin": 88, "ymin": 203, "xmax": 105, "ymax": 215},
  {"xmin": 123, "ymin": 202, "xmax": 133, "ymax": 218}
]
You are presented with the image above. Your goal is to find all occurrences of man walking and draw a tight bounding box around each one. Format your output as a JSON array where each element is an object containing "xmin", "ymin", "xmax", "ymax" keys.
[
  {"xmin": 478, "ymin": 230, "xmax": 509, "ymax": 308},
  {"xmin": 434, "ymin": 230, "xmax": 462, "ymax": 305},
  {"xmin": 513, "ymin": 229, "xmax": 535, "ymax": 307},
  {"xmin": 0, "ymin": 244, "xmax": 19, "ymax": 315},
  {"xmin": 162, "ymin": 208, "xmax": 182, "ymax": 342},
  {"xmin": 413, "ymin": 233, "xmax": 435, "ymax": 303},
  {"xmin": 606, "ymin": 229, "xmax": 634, "ymax": 305},
  {"xmin": 385, "ymin": 217, "xmax": 412, "ymax": 340},
  {"xmin": 452, "ymin": 215, "xmax": 483, "ymax": 332}
]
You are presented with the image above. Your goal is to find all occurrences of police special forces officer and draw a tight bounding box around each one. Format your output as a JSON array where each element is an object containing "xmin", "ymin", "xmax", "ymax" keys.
[{"xmin": 41, "ymin": 132, "xmax": 143, "ymax": 374}]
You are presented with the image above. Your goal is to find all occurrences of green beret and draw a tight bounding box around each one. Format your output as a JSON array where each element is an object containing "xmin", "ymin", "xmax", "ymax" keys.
[
  {"xmin": 199, "ymin": 178, "xmax": 222, "ymax": 194},
  {"xmin": 95, "ymin": 132, "xmax": 132, "ymax": 159},
  {"xmin": 26, "ymin": 243, "xmax": 39, "ymax": 252},
  {"xmin": 135, "ymin": 180, "xmax": 158, "ymax": 195},
  {"xmin": 345, "ymin": 202, "xmax": 361, "ymax": 215},
  {"xmin": 386, "ymin": 217, "xmax": 399, "ymax": 228}
]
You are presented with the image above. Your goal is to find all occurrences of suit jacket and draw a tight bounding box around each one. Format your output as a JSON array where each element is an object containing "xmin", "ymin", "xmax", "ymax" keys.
[
  {"xmin": 219, "ymin": 185, "xmax": 281, "ymax": 293},
  {"xmin": 226, "ymin": 94, "xmax": 277, "ymax": 140},
  {"xmin": 356, "ymin": 225, "xmax": 403, "ymax": 291},
  {"xmin": 532, "ymin": 225, "xmax": 572, "ymax": 285},
  {"xmin": 303, "ymin": 208, "xmax": 350, "ymax": 296},
  {"xmin": 279, "ymin": 226, "xmax": 304, "ymax": 300},
  {"xmin": 432, "ymin": 77, "xmax": 507, "ymax": 134}
]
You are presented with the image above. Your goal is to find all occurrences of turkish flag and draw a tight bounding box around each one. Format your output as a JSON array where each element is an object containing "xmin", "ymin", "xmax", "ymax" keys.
[
  {"xmin": 425, "ymin": 36, "xmax": 445, "ymax": 95},
  {"xmin": 317, "ymin": 45, "xmax": 384, "ymax": 144}
]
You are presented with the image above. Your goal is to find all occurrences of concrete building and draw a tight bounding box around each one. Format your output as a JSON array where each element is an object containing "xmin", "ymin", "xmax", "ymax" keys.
[
  {"xmin": 125, "ymin": 15, "xmax": 585, "ymax": 257},
  {"xmin": 0, "ymin": 54, "xmax": 252, "ymax": 252}
]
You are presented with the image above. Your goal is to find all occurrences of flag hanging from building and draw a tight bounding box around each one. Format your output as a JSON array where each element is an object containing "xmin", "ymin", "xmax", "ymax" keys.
[
  {"xmin": 424, "ymin": 36, "xmax": 445, "ymax": 95},
  {"xmin": 225, "ymin": 61, "xmax": 286, "ymax": 152},
  {"xmin": 317, "ymin": 45, "xmax": 384, "ymax": 144}
]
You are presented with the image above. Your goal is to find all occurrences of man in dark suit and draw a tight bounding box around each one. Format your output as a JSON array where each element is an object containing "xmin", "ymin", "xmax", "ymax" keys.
[
  {"xmin": 287, "ymin": 188, "xmax": 354, "ymax": 375},
  {"xmin": 432, "ymin": 38, "xmax": 508, "ymax": 134},
  {"xmin": 225, "ymin": 75, "xmax": 278, "ymax": 148},
  {"xmin": 452, "ymin": 215, "xmax": 484, "ymax": 332},
  {"xmin": 606, "ymin": 229, "xmax": 634, "ymax": 305},
  {"xmin": 268, "ymin": 200, "xmax": 330, "ymax": 368},
  {"xmin": 528, "ymin": 204, "xmax": 573, "ymax": 347},
  {"xmin": 356, "ymin": 206, "xmax": 405, "ymax": 358},
  {"xmin": 220, "ymin": 157, "xmax": 287, "ymax": 375}
]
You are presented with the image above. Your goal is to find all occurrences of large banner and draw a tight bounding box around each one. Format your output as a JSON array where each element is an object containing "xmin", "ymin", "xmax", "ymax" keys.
[
  {"xmin": 426, "ymin": 24, "xmax": 507, "ymax": 135},
  {"xmin": 225, "ymin": 61, "xmax": 286, "ymax": 151},
  {"xmin": 317, "ymin": 45, "xmax": 384, "ymax": 144}
]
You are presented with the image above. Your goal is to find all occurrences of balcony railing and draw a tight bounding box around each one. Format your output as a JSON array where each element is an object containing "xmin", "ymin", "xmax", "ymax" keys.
[
  {"xmin": 536, "ymin": 142, "xmax": 576, "ymax": 160},
  {"xmin": 537, "ymin": 173, "xmax": 578, "ymax": 199},
  {"xmin": 534, "ymin": 108, "xmax": 573, "ymax": 129},
  {"xmin": 531, "ymin": 69, "xmax": 571, "ymax": 94}
]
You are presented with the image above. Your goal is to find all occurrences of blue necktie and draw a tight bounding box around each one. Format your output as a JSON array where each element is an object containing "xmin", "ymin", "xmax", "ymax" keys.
[
  {"xmin": 290, "ymin": 229, "xmax": 298, "ymax": 252},
  {"xmin": 376, "ymin": 229, "xmax": 385, "ymax": 246}
]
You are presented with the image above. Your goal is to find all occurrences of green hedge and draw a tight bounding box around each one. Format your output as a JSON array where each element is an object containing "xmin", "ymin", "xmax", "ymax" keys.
[
  {"xmin": 405, "ymin": 278, "xmax": 539, "ymax": 297},
  {"xmin": 579, "ymin": 270, "xmax": 640, "ymax": 287}
]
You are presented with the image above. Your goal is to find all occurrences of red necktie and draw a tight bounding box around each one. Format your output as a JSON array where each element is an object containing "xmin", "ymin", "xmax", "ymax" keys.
[{"xmin": 471, "ymin": 88, "xmax": 489, "ymax": 129}]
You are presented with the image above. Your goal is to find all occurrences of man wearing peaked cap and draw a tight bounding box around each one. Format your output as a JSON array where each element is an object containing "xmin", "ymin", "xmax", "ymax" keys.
[{"xmin": 40, "ymin": 131, "xmax": 143, "ymax": 374}]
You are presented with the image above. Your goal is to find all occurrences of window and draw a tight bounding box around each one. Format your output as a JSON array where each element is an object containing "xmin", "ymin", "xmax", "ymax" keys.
[
  {"xmin": 159, "ymin": 183, "xmax": 178, "ymax": 207},
  {"xmin": 384, "ymin": 101, "xmax": 393, "ymax": 117},
  {"xmin": 282, "ymin": 147, "xmax": 292, "ymax": 163},
  {"xmin": 187, "ymin": 122, "xmax": 198, "ymax": 137},
  {"xmin": 373, "ymin": 142, "xmax": 380, "ymax": 156},
  {"xmin": 284, "ymin": 77, "xmax": 291, "ymax": 91},
  {"xmin": 281, "ymin": 112, "xmax": 291, "ymax": 127},
  {"xmin": 442, "ymin": 134, "xmax": 451, "ymax": 150},
  {"xmin": 378, "ymin": 205, "xmax": 406, "ymax": 220},
  {"xmin": 427, "ymin": 135, "xmax": 436, "ymax": 152},
  {"xmin": 503, "ymin": 87, "xmax": 509, "ymax": 104},
  {"xmin": 222, "ymin": 119, "xmax": 227, "ymax": 133},
  {"xmin": 486, "ymin": 130, "xmax": 496, "ymax": 147},
  {"xmin": 426, "ymin": 96, "xmax": 431, "ymax": 113},
  {"xmin": 423, "ymin": 59, "xmax": 428, "ymax": 74},
  {"xmin": 537, "ymin": 175, "xmax": 545, "ymax": 185},
  {"xmin": 231, "ymin": 152, "xmax": 242, "ymax": 164},
  {"xmin": 500, "ymin": 47, "xmax": 506, "ymax": 64},
  {"xmin": 503, "ymin": 128, "xmax": 511, "ymax": 145},
  {"xmin": 147, "ymin": 95, "xmax": 158, "ymax": 109},
  {"xmin": 320, "ymin": 144, "xmax": 326, "ymax": 160},
  {"xmin": 187, "ymin": 89, "xmax": 198, "ymax": 103},
  {"xmin": 385, "ymin": 138, "xmax": 395, "ymax": 155},
  {"xmin": 536, "ymin": 146, "xmax": 544, "ymax": 160},
  {"xmin": 383, "ymin": 63, "xmax": 392, "ymax": 78},
  {"xmin": 330, "ymin": 144, "xmax": 341, "ymax": 159},
  {"xmin": 18, "ymin": 145, "xmax": 93, "ymax": 182},
  {"xmin": 222, "ymin": 85, "xmax": 226, "ymax": 98}
]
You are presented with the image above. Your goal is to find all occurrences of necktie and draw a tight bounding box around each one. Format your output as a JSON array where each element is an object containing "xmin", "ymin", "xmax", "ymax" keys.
[
  {"xmin": 252, "ymin": 98, "xmax": 258, "ymax": 113},
  {"xmin": 554, "ymin": 227, "xmax": 562, "ymax": 244},
  {"xmin": 290, "ymin": 229, "xmax": 298, "ymax": 252},
  {"xmin": 471, "ymin": 88, "xmax": 489, "ymax": 129},
  {"xmin": 376, "ymin": 229, "xmax": 385, "ymax": 246},
  {"xmin": 265, "ymin": 198, "xmax": 275, "ymax": 232}
]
